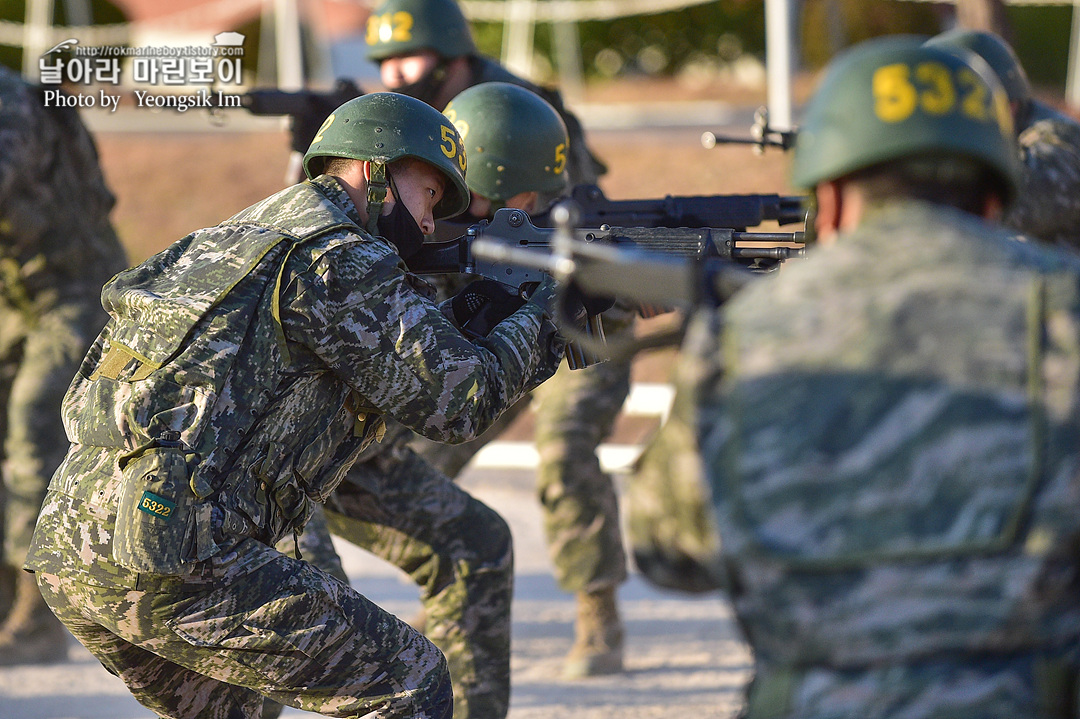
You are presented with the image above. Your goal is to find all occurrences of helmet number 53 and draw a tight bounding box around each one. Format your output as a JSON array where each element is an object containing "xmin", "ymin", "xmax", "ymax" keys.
[{"xmin": 441, "ymin": 125, "xmax": 467, "ymax": 171}]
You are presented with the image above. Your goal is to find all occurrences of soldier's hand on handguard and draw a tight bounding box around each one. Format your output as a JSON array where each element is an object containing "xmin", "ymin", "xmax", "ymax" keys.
[
  {"xmin": 566, "ymin": 281, "xmax": 616, "ymax": 317},
  {"xmin": 521, "ymin": 277, "xmax": 569, "ymax": 384}
]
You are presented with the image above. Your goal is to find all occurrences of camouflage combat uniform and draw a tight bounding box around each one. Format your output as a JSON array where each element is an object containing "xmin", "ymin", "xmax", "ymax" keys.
[
  {"xmin": 24, "ymin": 175, "xmax": 559, "ymax": 719},
  {"xmin": 1003, "ymin": 101, "xmax": 1080, "ymax": 250},
  {"xmin": 284, "ymin": 55, "xmax": 629, "ymax": 710},
  {"xmin": 416, "ymin": 55, "xmax": 631, "ymax": 599},
  {"xmin": 633, "ymin": 200, "xmax": 1080, "ymax": 718},
  {"xmin": 0, "ymin": 66, "xmax": 126, "ymax": 572},
  {"xmin": 0, "ymin": 66, "xmax": 127, "ymax": 663}
]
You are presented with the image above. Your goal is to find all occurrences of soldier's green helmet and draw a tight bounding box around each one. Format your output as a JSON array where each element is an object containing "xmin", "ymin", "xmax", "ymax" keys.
[
  {"xmin": 365, "ymin": 0, "xmax": 477, "ymax": 62},
  {"xmin": 924, "ymin": 29, "xmax": 1030, "ymax": 118},
  {"xmin": 304, "ymin": 92, "xmax": 470, "ymax": 220},
  {"xmin": 443, "ymin": 82, "xmax": 569, "ymax": 202},
  {"xmin": 790, "ymin": 36, "xmax": 1020, "ymax": 204}
]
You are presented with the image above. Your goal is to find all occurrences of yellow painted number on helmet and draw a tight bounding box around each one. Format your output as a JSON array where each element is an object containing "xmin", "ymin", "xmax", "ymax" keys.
[
  {"xmin": 964, "ymin": 68, "xmax": 1014, "ymax": 136},
  {"xmin": 916, "ymin": 62, "xmax": 955, "ymax": 115},
  {"xmin": 453, "ymin": 119, "xmax": 469, "ymax": 141},
  {"xmin": 552, "ymin": 142, "xmax": 567, "ymax": 174},
  {"xmin": 366, "ymin": 11, "xmax": 413, "ymax": 45},
  {"xmin": 313, "ymin": 113, "xmax": 335, "ymax": 144},
  {"xmin": 873, "ymin": 63, "xmax": 919, "ymax": 123},
  {"xmin": 440, "ymin": 125, "xmax": 467, "ymax": 172},
  {"xmin": 957, "ymin": 67, "xmax": 988, "ymax": 121},
  {"xmin": 874, "ymin": 61, "xmax": 1001, "ymax": 126},
  {"xmin": 444, "ymin": 107, "xmax": 469, "ymax": 140}
]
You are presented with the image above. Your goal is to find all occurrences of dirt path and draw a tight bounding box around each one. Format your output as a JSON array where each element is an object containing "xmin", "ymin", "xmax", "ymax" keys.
[{"xmin": 0, "ymin": 466, "xmax": 752, "ymax": 719}]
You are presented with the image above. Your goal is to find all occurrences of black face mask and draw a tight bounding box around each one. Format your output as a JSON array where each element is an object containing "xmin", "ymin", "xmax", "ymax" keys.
[
  {"xmin": 394, "ymin": 63, "xmax": 447, "ymax": 106},
  {"xmin": 377, "ymin": 174, "xmax": 426, "ymax": 260}
]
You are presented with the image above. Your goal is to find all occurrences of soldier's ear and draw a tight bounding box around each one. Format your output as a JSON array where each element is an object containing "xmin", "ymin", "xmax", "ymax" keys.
[
  {"xmin": 981, "ymin": 192, "xmax": 1004, "ymax": 222},
  {"xmin": 813, "ymin": 181, "xmax": 843, "ymax": 245}
]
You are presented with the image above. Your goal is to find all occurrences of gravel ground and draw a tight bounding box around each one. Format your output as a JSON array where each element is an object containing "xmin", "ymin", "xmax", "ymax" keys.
[{"xmin": 0, "ymin": 466, "xmax": 752, "ymax": 719}]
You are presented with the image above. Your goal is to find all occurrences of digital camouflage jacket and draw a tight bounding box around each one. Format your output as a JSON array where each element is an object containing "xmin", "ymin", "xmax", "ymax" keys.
[
  {"xmin": 26, "ymin": 176, "xmax": 554, "ymax": 587},
  {"xmin": 637, "ymin": 200, "xmax": 1080, "ymax": 718},
  {"xmin": 1004, "ymin": 100, "xmax": 1080, "ymax": 250},
  {"xmin": 0, "ymin": 65, "xmax": 125, "ymax": 343}
]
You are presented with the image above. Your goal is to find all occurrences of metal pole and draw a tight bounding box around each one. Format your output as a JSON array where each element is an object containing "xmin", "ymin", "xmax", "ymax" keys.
[
  {"xmin": 275, "ymin": 0, "xmax": 305, "ymax": 185},
  {"xmin": 275, "ymin": 0, "xmax": 304, "ymax": 90},
  {"xmin": 1068, "ymin": 0, "xmax": 1080, "ymax": 109},
  {"xmin": 258, "ymin": 0, "xmax": 276, "ymax": 85},
  {"xmin": 502, "ymin": 0, "xmax": 536, "ymax": 80},
  {"xmin": 64, "ymin": 0, "xmax": 93, "ymax": 26},
  {"xmin": 765, "ymin": 0, "xmax": 795, "ymax": 131},
  {"xmin": 23, "ymin": 0, "xmax": 55, "ymax": 78},
  {"xmin": 553, "ymin": 19, "xmax": 584, "ymax": 102}
]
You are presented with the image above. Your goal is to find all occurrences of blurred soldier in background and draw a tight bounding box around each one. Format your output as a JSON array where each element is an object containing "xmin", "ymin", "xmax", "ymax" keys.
[
  {"xmin": 301, "ymin": 83, "xmax": 574, "ymax": 719},
  {"xmin": 365, "ymin": 0, "xmax": 605, "ymax": 195},
  {"xmin": 277, "ymin": 83, "xmax": 616, "ymax": 719},
  {"xmin": 0, "ymin": 64, "xmax": 127, "ymax": 665},
  {"xmin": 632, "ymin": 36, "xmax": 1080, "ymax": 718},
  {"xmin": 927, "ymin": 28, "xmax": 1080, "ymax": 249},
  {"xmin": 365, "ymin": 0, "xmax": 632, "ymax": 679}
]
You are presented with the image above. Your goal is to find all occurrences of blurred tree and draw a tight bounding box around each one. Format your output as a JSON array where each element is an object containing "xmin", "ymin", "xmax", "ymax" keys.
[
  {"xmin": 1005, "ymin": 3, "xmax": 1072, "ymax": 91},
  {"xmin": 799, "ymin": 0, "xmax": 940, "ymax": 68},
  {"xmin": 473, "ymin": 0, "xmax": 765, "ymax": 81},
  {"xmin": 0, "ymin": 0, "xmax": 127, "ymax": 71},
  {"xmin": 455, "ymin": 0, "xmax": 1075, "ymax": 95}
]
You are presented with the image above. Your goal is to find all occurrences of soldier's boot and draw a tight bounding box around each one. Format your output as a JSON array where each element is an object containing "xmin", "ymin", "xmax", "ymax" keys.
[
  {"xmin": 0, "ymin": 570, "xmax": 69, "ymax": 665},
  {"xmin": 0, "ymin": 563, "xmax": 16, "ymax": 624},
  {"xmin": 562, "ymin": 586, "xmax": 624, "ymax": 679}
]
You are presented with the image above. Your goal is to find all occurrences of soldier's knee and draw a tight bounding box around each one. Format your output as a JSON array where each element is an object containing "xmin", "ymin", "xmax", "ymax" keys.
[{"xmin": 462, "ymin": 498, "xmax": 512, "ymax": 574}]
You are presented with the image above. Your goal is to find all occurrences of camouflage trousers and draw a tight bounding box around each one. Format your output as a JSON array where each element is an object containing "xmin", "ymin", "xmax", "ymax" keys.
[
  {"xmin": 529, "ymin": 352, "xmax": 631, "ymax": 593},
  {"xmin": 35, "ymin": 545, "xmax": 453, "ymax": 719},
  {"xmin": 288, "ymin": 313, "xmax": 634, "ymax": 716},
  {"xmin": 326, "ymin": 353, "xmax": 634, "ymax": 600},
  {"xmin": 1, "ymin": 300, "xmax": 105, "ymax": 567},
  {"xmin": 296, "ymin": 445, "xmax": 514, "ymax": 719},
  {"xmin": 413, "ymin": 313, "xmax": 634, "ymax": 593}
]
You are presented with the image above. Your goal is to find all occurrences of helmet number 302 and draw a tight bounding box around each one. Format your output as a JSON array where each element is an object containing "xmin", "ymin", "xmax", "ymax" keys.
[
  {"xmin": 366, "ymin": 11, "xmax": 414, "ymax": 45},
  {"xmin": 872, "ymin": 61, "xmax": 1011, "ymax": 133},
  {"xmin": 440, "ymin": 125, "xmax": 467, "ymax": 172}
]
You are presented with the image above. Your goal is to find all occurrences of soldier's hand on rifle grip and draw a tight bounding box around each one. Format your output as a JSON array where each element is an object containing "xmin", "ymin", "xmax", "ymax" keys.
[{"xmin": 443, "ymin": 279, "xmax": 526, "ymax": 339}]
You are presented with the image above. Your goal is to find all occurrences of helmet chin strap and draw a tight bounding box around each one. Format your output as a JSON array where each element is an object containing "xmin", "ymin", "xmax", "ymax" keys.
[{"xmin": 365, "ymin": 161, "xmax": 388, "ymax": 235}]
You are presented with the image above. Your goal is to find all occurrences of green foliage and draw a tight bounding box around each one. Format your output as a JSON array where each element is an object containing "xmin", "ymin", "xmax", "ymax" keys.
[
  {"xmin": 799, "ymin": 0, "xmax": 939, "ymax": 69},
  {"xmin": 0, "ymin": 0, "xmax": 127, "ymax": 71},
  {"xmin": 474, "ymin": 0, "xmax": 765, "ymax": 80},
  {"xmin": 1006, "ymin": 4, "xmax": 1072, "ymax": 90}
]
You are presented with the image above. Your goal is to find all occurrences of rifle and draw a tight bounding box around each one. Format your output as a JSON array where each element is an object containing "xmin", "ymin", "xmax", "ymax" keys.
[
  {"xmin": 531, "ymin": 183, "xmax": 807, "ymax": 233},
  {"xmin": 410, "ymin": 206, "xmax": 805, "ymax": 366},
  {"xmin": 212, "ymin": 78, "xmax": 365, "ymax": 153},
  {"xmin": 700, "ymin": 107, "xmax": 798, "ymax": 156},
  {"xmin": 469, "ymin": 203, "xmax": 767, "ymax": 362}
]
